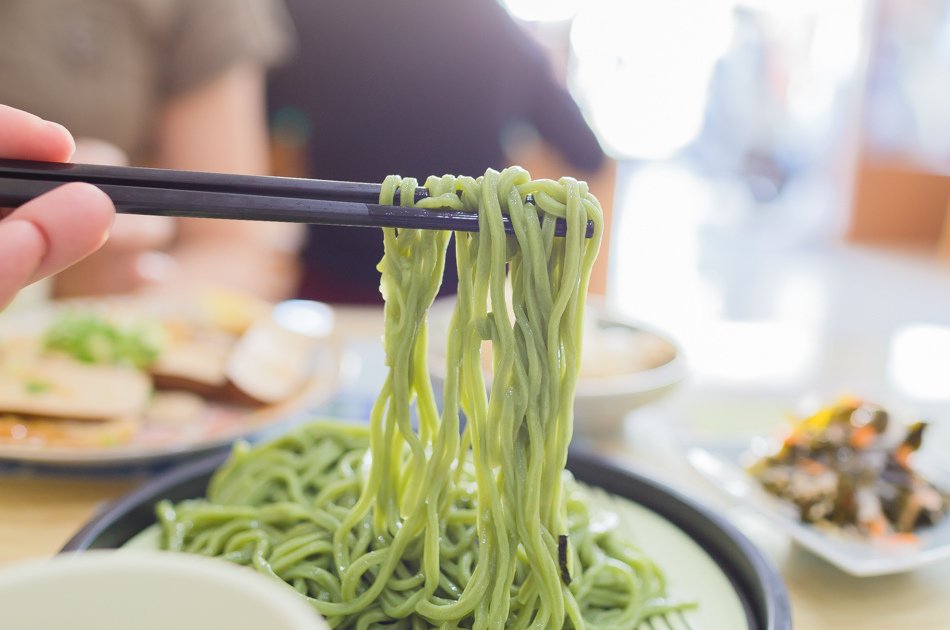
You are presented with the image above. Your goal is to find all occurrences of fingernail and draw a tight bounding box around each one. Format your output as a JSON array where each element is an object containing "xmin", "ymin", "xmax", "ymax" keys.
[{"xmin": 44, "ymin": 120, "xmax": 68, "ymax": 134}]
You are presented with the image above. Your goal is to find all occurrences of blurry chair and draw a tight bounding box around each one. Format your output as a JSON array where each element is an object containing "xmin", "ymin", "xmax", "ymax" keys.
[
  {"xmin": 939, "ymin": 196, "xmax": 950, "ymax": 262},
  {"xmin": 848, "ymin": 158, "xmax": 950, "ymax": 247}
]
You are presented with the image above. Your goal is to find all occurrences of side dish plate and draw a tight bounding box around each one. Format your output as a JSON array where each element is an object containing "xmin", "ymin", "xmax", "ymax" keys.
[{"xmin": 689, "ymin": 444, "xmax": 950, "ymax": 576}]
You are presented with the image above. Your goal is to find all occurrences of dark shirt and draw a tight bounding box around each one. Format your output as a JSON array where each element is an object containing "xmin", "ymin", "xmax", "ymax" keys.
[{"xmin": 268, "ymin": 0, "xmax": 604, "ymax": 303}]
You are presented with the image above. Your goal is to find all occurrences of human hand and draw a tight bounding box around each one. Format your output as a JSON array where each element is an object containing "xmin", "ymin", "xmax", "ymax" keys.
[{"xmin": 0, "ymin": 105, "xmax": 115, "ymax": 310}]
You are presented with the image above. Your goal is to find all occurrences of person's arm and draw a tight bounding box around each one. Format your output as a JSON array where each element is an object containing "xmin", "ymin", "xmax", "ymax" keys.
[
  {"xmin": 507, "ymin": 138, "xmax": 615, "ymax": 296},
  {"xmin": 52, "ymin": 65, "xmax": 303, "ymax": 301},
  {"xmin": 494, "ymin": 12, "xmax": 613, "ymax": 296},
  {"xmin": 153, "ymin": 63, "xmax": 303, "ymax": 301},
  {"xmin": 0, "ymin": 105, "xmax": 114, "ymax": 309}
]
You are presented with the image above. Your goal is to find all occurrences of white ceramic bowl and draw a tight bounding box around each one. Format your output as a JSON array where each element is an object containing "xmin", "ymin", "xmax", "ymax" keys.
[
  {"xmin": 0, "ymin": 551, "xmax": 329, "ymax": 630},
  {"xmin": 427, "ymin": 298, "xmax": 686, "ymax": 435},
  {"xmin": 570, "ymin": 315, "xmax": 686, "ymax": 433}
]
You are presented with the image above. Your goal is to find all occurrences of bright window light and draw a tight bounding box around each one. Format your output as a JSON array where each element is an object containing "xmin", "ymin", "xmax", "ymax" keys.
[
  {"xmin": 500, "ymin": 0, "xmax": 582, "ymax": 22},
  {"xmin": 569, "ymin": 0, "xmax": 735, "ymax": 159},
  {"xmin": 889, "ymin": 324, "xmax": 950, "ymax": 401}
]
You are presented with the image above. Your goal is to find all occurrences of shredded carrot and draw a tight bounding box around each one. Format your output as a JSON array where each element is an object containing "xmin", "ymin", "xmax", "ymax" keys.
[
  {"xmin": 887, "ymin": 532, "xmax": 918, "ymax": 545},
  {"xmin": 782, "ymin": 433, "xmax": 803, "ymax": 449},
  {"xmin": 867, "ymin": 518, "xmax": 887, "ymax": 538},
  {"xmin": 896, "ymin": 445, "xmax": 913, "ymax": 468},
  {"xmin": 850, "ymin": 424, "xmax": 877, "ymax": 450},
  {"xmin": 801, "ymin": 459, "xmax": 827, "ymax": 475}
]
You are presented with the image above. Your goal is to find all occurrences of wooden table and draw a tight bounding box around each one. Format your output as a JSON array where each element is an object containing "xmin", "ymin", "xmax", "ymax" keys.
[
  {"xmin": 3, "ymin": 306, "xmax": 950, "ymax": 629},
  {"xmin": 0, "ymin": 476, "xmax": 135, "ymax": 565}
]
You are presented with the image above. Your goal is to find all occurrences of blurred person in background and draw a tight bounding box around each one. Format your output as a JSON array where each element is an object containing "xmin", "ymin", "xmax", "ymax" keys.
[
  {"xmin": 268, "ymin": 0, "xmax": 615, "ymax": 304},
  {"xmin": 0, "ymin": 105, "xmax": 115, "ymax": 309},
  {"xmin": 0, "ymin": 0, "xmax": 302, "ymax": 302}
]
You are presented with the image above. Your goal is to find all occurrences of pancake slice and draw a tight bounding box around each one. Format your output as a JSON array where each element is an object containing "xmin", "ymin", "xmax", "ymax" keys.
[{"xmin": 0, "ymin": 355, "xmax": 151, "ymax": 421}]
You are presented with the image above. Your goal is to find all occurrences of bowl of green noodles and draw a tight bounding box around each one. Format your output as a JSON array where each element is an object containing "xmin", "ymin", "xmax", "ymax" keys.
[
  {"xmin": 62, "ymin": 169, "xmax": 785, "ymax": 628},
  {"xmin": 63, "ymin": 420, "xmax": 790, "ymax": 629}
]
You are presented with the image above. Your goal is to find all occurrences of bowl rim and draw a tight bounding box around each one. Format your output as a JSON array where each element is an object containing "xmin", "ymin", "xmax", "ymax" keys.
[{"xmin": 426, "ymin": 297, "xmax": 688, "ymax": 398}]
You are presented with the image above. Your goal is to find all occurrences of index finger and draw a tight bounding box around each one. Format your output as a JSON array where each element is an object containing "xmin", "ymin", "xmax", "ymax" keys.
[{"xmin": 0, "ymin": 104, "xmax": 76, "ymax": 162}]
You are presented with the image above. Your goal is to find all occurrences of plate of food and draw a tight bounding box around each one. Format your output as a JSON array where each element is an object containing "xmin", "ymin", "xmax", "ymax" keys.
[
  {"xmin": 0, "ymin": 293, "xmax": 341, "ymax": 466},
  {"xmin": 688, "ymin": 397, "xmax": 950, "ymax": 576}
]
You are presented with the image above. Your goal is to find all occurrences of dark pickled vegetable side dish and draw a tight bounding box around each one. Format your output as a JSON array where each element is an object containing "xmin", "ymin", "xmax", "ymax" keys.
[{"xmin": 748, "ymin": 398, "xmax": 949, "ymax": 540}]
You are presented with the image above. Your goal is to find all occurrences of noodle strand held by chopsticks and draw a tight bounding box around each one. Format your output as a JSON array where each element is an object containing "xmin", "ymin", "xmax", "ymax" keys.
[{"xmin": 159, "ymin": 168, "xmax": 686, "ymax": 628}]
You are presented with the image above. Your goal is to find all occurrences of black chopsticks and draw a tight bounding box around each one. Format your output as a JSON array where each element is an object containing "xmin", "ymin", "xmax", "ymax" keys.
[{"xmin": 0, "ymin": 159, "xmax": 594, "ymax": 238}]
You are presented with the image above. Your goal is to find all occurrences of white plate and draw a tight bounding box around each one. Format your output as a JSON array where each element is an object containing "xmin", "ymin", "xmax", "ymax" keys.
[
  {"xmin": 0, "ymin": 298, "xmax": 341, "ymax": 467},
  {"xmin": 688, "ymin": 445, "xmax": 950, "ymax": 576}
]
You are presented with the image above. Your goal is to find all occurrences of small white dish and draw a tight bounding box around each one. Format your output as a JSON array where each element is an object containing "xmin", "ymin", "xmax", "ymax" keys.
[
  {"xmin": 0, "ymin": 550, "xmax": 329, "ymax": 630},
  {"xmin": 688, "ymin": 445, "xmax": 950, "ymax": 576},
  {"xmin": 427, "ymin": 297, "xmax": 686, "ymax": 435}
]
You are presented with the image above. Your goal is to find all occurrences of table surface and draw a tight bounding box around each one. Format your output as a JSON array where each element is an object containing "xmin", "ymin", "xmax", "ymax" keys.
[
  {"xmin": 2, "ymin": 299, "xmax": 949, "ymax": 630},
  {"xmin": 4, "ymin": 188, "xmax": 950, "ymax": 630}
]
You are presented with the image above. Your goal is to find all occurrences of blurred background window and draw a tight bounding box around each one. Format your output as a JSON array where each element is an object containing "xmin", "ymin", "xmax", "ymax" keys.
[
  {"xmin": 497, "ymin": 0, "xmax": 950, "ymax": 410},
  {"xmin": 865, "ymin": 0, "xmax": 950, "ymax": 172},
  {"xmin": 503, "ymin": 0, "xmax": 876, "ymax": 246}
]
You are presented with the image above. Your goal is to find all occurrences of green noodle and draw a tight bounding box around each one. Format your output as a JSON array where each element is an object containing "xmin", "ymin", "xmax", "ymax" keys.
[{"xmin": 158, "ymin": 168, "xmax": 686, "ymax": 628}]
